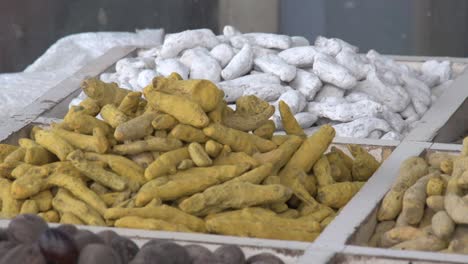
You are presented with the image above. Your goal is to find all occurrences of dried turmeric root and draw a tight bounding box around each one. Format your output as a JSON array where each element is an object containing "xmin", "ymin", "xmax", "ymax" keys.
[
  {"xmin": 0, "ymin": 144, "xmax": 19, "ymax": 163},
  {"xmin": 52, "ymin": 189, "xmax": 106, "ymax": 226},
  {"xmin": 179, "ymin": 181, "xmax": 292, "ymax": 216},
  {"xmin": 115, "ymin": 216, "xmax": 192, "ymax": 232},
  {"xmin": 52, "ymin": 127, "xmax": 109, "ymax": 154},
  {"xmin": 145, "ymin": 147, "xmax": 190, "ymax": 180},
  {"xmin": 100, "ymin": 104, "xmax": 129, "ymax": 128},
  {"xmin": 317, "ymin": 181, "xmax": 365, "ymax": 209},
  {"xmin": 114, "ymin": 111, "xmax": 158, "ymax": 141},
  {"xmin": 169, "ymin": 124, "xmax": 208, "ymax": 143},
  {"xmin": 19, "ymin": 139, "xmax": 56, "ymax": 165},
  {"xmin": 35, "ymin": 130, "xmax": 75, "ymax": 161},
  {"xmin": 348, "ymin": 145, "xmax": 380, "ymax": 181},
  {"xmin": 279, "ymin": 100, "xmax": 306, "ymax": 137},
  {"xmin": 152, "ymin": 114, "xmax": 178, "ymax": 130},
  {"xmin": 223, "ymin": 95, "xmax": 275, "ymax": 132},
  {"xmin": 118, "ymin": 91, "xmax": 142, "ymax": 116},
  {"xmin": 82, "ymin": 77, "xmax": 130, "ymax": 107},
  {"xmin": 63, "ymin": 106, "xmax": 111, "ymax": 135},
  {"xmin": 79, "ymin": 98, "xmax": 100, "ymax": 116},
  {"xmin": 112, "ymin": 137, "xmax": 183, "ymax": 155}
]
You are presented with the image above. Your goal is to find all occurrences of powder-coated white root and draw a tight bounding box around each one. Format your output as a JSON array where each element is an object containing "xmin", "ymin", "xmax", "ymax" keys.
[
  {"xmin": 275, "ymin": 90, "xmax": 307, "ymax": 115},
  {"xmin": 217, "ymin": 73, "xmax": 282, "ymax": 102},
  {"xmin": 160, "ymin": 29, "xmax": 219, "ymax": 58},
  {"xmin": 313, "ymin": 57, "xmax": 357, "ymax": 89},
  {"xmin": 291, "ymin": 36, "xmax": 310, "ymax": 47},
  {"xmin": 308, "ymin": 99, "xmax": 383, "ymax": 122},
  {"xmin": 400, "ymin": 104, "xmax": 419, "ymax": 120},
  {"xmin": 223, "ymin": 25, "xmax": 241, "ymax": 37},
  {"xmin": 210, "ymin": 43, "xmax": 235, "ymax": 68},
  {"xmin": 294, "ymin": 112, "xmax": 318, "ymax": 128},
  {"xmin": 155, "ymin": 58, "xmax": 189, "ymax": 79},
  {"xmin": 354, "ymin": 68, "xmax": 410, "ymax": 112},
  {"xmin": 243, "ymin": 33, "xmax": 292, "ymax": 50},
  {"xmin": 252, "ymin": 46, "xmax": 278, "ymax": 59},
  {"xmin": 333, "ymin": 117, "xmax": 391, "ymax": 138},
  {"xmin": 137, "ymin": 69, "xmax": 158, "ymax": 88},
  {"xmin": 243, "ymin": 84, "xmax": 291, "ymax": 102},
  {"xmin": 221, "ymin": 44, "xmax": 253, "ymax": 80},
  {"xmin": 368, "ymin": 130, "xmax": 383, "ymax": 139},
  {"xmin": 180, "ymin": 48, "xmax": 221, "ymax": 82},
  {"xmin": 314, "ymin": 36, "xmax": 342, "ymax": 56},
  {"xmin": 421, "ymin": 60, "xmax": 452, "ymax": 84},
  {"xmin": 314, "ymin": 84, "xmax": 345, "ymax": 102},
  {"xmin": 380, "ymin": 108, "xmax": 406, "ymax": 133},
  {"xmin": 336, "ymin": 49, "xmax": 370, "ymax": 80},
  {"xmin": 381, "ymin": 131, "xmax": 402, "ymax": 141},
  {"xmin": 254, "ymin": 54, "xmax": 297, "ymax": 82},
  {"xmin": 344, "ymin": 92, "xmax": 377, "ymax": 103},
  {"xmin": 401, "ymin": 74, "xmax": 432, "ymax": 107},
  {"xmin": 289, "ymin": 69, "xmax": 322, "ymax": 101},
  {"xmin": 277, "ymin": 46, "xmax": 318, "ymax": 67}
]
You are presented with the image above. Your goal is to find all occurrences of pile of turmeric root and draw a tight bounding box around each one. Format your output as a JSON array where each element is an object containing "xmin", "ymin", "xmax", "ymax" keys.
[
  {"xmin": 368, "ymin": 140, "xmax": 468, "ymax": 253},
  {"xmin": 0, "ymin": 73, "xmax": 381, "ymax": 242}
]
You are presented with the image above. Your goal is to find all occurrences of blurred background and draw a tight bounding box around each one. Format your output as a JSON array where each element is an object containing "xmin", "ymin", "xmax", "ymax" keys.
[{"xmin": 2, "ymin": 0, "xmax": 468, "ymax": 73}]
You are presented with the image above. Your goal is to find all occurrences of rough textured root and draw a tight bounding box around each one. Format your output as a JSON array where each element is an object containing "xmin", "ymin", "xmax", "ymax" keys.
[
  {"xmin": 52, "ymin": 127, "xmax": 109, "ymax": 154},
  {"xmin": 399, "ymin": 174, "xmax": 431, "ymax": 225},
  {"xmin": 313, "ymin": 156, "xmax": 335, "ymax": 187},
  {"xmin": 307, "ymin": 99, "xmax": 383, "ymax": 122},
  {"xmin": 205, "ymin": 207, "xmax": 321, "ymax": 242},
  {"xmin": 332, "ymin": 117, "xmax": 391, "ymax": 138},
  {"xmin": 317, "ymin": 182, "xmax": 365, "ymax": 209},
  {"xmin": 253, "ymin": 135, "xmax": 303, "ymax": 173},
  {"xmin": 114, "ymin": 111, "xmax": 158, "ymax": 141},
  {"xmin": 81, "ymin": 77, "xmax": 130, "ymax": 107},
  {"xmin": 35, "ymin": 130, "xmax": 75, "ymax": 161},
  {"xmin": 254, "ymin": 120, "xmax": 276, "ymax": 139},
  {"xmin": 112, "ymin": 137, "xmax": 183, "ymax": 155},
  {"xmin": 144, "ymin": 89, "xmax": 209, "ymax": 128},
  {"xmin": 377, "ymin": 157, "xmax": 428, "ymax": 221},
  {"xmin": 179, "ymin": 182, "xmax": 292, "ymax": 216},
  {"xmin": 278, "ymin": 101, "xmax": 305, "ymax": 137},
  {"xmin": 115, "ymin": 216, "xmax": 192, "ymax": 232},
  {"xmin": 426, "ymin": 195, "xmax": 445, "ymax": 212},
  {"xmin": 432, "ymin": 210, "xmax": 455, "ymax": 239},
  {"xmin": 79, "ymin": 98, "xmax": 101, "ymax": 116},
  {"xmin": 64, "ymin": 106, "xmax": 111, "ymax": 135},
  {"xmin": 100, "ymin": 104, "xmax": 129, "ymax": 128},
  {"xmin": 144, "ymin": 147, "xmax": 190, "ymax": 180},
  {"xmin": 160, "ymin": 29, "xmax": 219, "ymax": 58},
  {"xmin": 391, "ymin": 235, "xmax": 448, "ymax": 252},
  {"xmin": 188, "ymin": 142, "xmax": 212, "ymax": 167},
  {"xmin": 326, "ymin": 152, "xmax": 352, "ymax": 182},
  {"xmin": 347, "ymin": 145, "xmax": 380, "ymax": 181},
  {"xmin": 203, "ymin": 123, "xmax": 257, "ymax": 155},
  {"xmin": 223, "ymin": 99, "xmax": 275, "ymax": 132},
  {"xmin": 380, "ymin": 226, "xmax": 427, "ymax": 248}
]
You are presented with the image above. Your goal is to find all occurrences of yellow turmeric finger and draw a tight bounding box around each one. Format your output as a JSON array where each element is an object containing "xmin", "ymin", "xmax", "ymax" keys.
[
  {"xmin": 11, "ymin": 170, "xmax": 48, "ymax": 199},
  {"xmin": 82, "ymin": 77, "xmax": 130, "ymax": 107},
  {"xmin": 68, "ymin": 152, "xmax": 127, "ymax": 191},
  {"xmin": 279, "ymin": 101, "xmax": 306, "ymax": 137},
  {"xmin": 0, "ymin": 178, "xmax": 21, "ymax": 218},
  {"xmin": 47, "ymin": 172, "xmax": 107, "ymax": 215},
  {"xmin": 151, "ymin": 114, "xmax": 178, "ymax": 130},
  {"xmin": 20, "ymin": 200, "xmax": 39, "ymax": 214},
  {"xmin": 112, "ymin": 137, "xmax": 182, "ymax": 155},
  {"xmin": 64, "ymin": 106, "xmax": 111, "ymax": 135},
  {"xmin": 253, "ymin": 135, "xmax": 303, "ymax": 173},
  {"xmin": 326, "ymin": 152, "xmax": 352, "ymax": 182},
  {"xmin": 10, "ymin": 163, "xmax": 35, "ymax": 179},
  {"xmin": 0, "ymin": 144, "xmax": 19, "ymax": 163},
  {"xmin": 52, "ymin": 127, "xmax": 109, "ymax": 154},
  {"xmin": 35, "ymin": 130, "xmax": 74, "ymax": 161},
  {"xmin": 79, "ymin": 98, "xmax": 100, "ymax": 116},
  {"xmin": 214, "ymin": 152, "xmax": 259, "ymax": 169},
  {"xmin": 179, "ymin": 182, "xmax": 292, "ymax": 216},
  {"xmin": 188, "ymin": 142, "xmax": 212, "ymax": 167},
  {"xmin": 118, "ymin": 91, "xmax": 142, "ymax": 116},
  {"xmin": 253, "ymin": 120, "xmax": 276, "ymax": 139},
  {"xmin": 205, "ymin": 140, "xmax": 223, "ymax": 158},
  {"xmin": 60, "ymin": 212, "xmax": 85, "ymax": 225},
  {"xmin": 313, "ymin": 156, "xmax": 335, "ymax": 187},
  {"xmin": 38, "ymin": 210, "xmax": 60, "ymax": 223},
  {"xmin": 3, "ymin": 147, "xmax": 26, "ymax": 164},
  {"xmin": 100, "ymin": 104, "xmax": 129, "ymax": 128},
  {"xmin": 144, "ymin": 147, "xmax": 190, "ymax": 180},
  {"xmin": 203, "ymin": 123, "xmax": 257, "ymax": 155},
  {"xmin": 31, "ymin": 190, "xmax": 53, "ymax": 212},
  {"xmin": 281, "ymin": 125, "xmax": 335, "ymax": 174},
  {"xmin": 169, "ymin": 124, "xmax": 208, "ymax": 143},
  {"xmin": 144, "ymin": 89, "xmax": 209, "ymax": 128},
  {"xmin": 330, "ymin": 146, "xmax": 354, "ymax": 170},
  {"xmin": 104, "ymin": 204, "xmax": 206, "ymax": 232},
  {"xmin": 52, "ymin": 189, "xmax": 106, "ymax": 226},
  {"xmin": 228, "ymin": 163, "xmax": 273, "ymax": 184},
  {"xmin": 115, "ymin": 216, "xmax": 193, "ymax": 232},
  {"xmin": 114, "ymin": 111, "xmax": 158, "ymax": 141},
  {"xmin": 18, "ymin": 139, "xmax": 56, "ymax": 165},
  {"xmin": 153, "ymin": 77, "xmax": 222, "ymax": 112},
  {"xmin": 348, "ymin": 145, "xmax": 380, "ymax": 181},
  {"xmin": 317, "ymin": 182, "xmax": 365, "ymax": 209}
]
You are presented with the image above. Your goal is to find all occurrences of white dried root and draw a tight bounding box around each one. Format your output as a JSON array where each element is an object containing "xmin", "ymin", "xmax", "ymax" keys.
[
  {"xmin": 294, "ymin": 112, "xmax": 318, "ymax": 128},
  {"xmin": 432, "ymin": 80, "xmax": 453, "ymax": 99},
  {"xmin": 210, "ymin": 43, "xmax": 235, "ymax": 68},
  {"xmin": 137, "ymin": 69, "xmax": 158, "ymax": 88},
  {"xmin": 401, "ymin": 74, "xmax": 432, "ymax": 108},
  {"xmin": 314, "ymin": 84, "xmax": 345, "ymax": 102},
  {"xmin": 354, "ymin": 68, "xmax": 410, "ymax": 112},
  {"xmin": 315, "ymin": 36, "xmax": 358, "ymax": 56},
  {"xmin": 344, "ymin": 92, "xmax": 378, "ymax": 103},
  {"xmin": 291, "ymin": 36, "xmax": 310, "ymax": 47},
  {"xmin": 332, "ymin": 117, "xmax": 391, "ymax": 138},
  {"xmin": 254, "ymin": 54, "xmax": 297, "ymax": 82},
  {"xmin": 252, "ymin": 46, "xmax": 278, "ymax": 58},
  {"xmin": 381, "ymin": 131, "xmax": 402, "ymax": 141},
  {"xmin": 368, "ymin": 130, "xmax": 383, "ymax": 139},
  {"xmin": 160, "ymin": 29, "xmax": 219, "ymax": 58},
  {"xmin": 380, "ymin": 108, "xmax": 406, "ymax": 133},
  {"xmin": 155, "ymin": 58, "xmax": 190, "ymax": 80},
  {"xmin": 307, "ymin": 99, "xmax": 383, "ymax": 122},
  {"xmin": 243, "ymin": 85, "xmax": 291, "ymax": 102},
  {"xmin": 421, "ymin": 60, "xmax": 452, "ymax": 85},
  {"xmin": 289, "ymin": 69, "xmax": 322, "ymax": 101},
  {"xmin": 336, "ymin": 49, "xmax": 371, "ymax": 80},
  {"xmin": 400, "ymin": 104, "xmax": 419, "ymax": 121},
  {"xmin": 273, "ymin": 90, "xmax": 307, "ymax": 115},
  {"xmin": 277, "ymin": 46, "xmax": 318, "ymax": 67},
  {"xmin": 223, "ymin": 25, "xmax": 241, "ymax": 37},
  {"xmin": 312, "ymin": 56, "xmax": 357, "ymax": 89},
  {"xmin": 242, "ymin": 33, "xmax": 292, "ymax": 50},
  {"xmin": 180, "ymin": 47, "xmax": 221, "ymax": 82},
  {"xmin": 217, "ymin": 73, "xmax": 281, "ymax": 102},
  {"xmin": 221, "ymin": 44, "xmax": 253, "ymax": 80}
]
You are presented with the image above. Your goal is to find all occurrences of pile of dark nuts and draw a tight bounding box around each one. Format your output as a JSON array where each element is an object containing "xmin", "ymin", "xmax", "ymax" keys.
[{"xmin": 0, "ymin": 214, "xmax": 285, "ymax": 264}]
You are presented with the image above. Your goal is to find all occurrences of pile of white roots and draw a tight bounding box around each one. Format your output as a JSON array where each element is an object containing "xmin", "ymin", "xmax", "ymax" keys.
[{"xmin": 73, "ymin": 26, "xmax": 457, "ymax": 140}]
